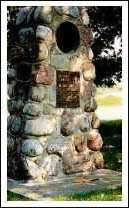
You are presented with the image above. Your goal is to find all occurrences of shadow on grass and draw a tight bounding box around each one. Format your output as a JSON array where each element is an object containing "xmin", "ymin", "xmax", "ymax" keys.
[{"xmin": 100, "ymin": 119, "xmax": 122, "ymax": 172}]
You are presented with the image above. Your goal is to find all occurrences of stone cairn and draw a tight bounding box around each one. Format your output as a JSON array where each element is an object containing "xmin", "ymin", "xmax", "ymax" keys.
[{"xmin": 7, "ymin": 6, "xmax": 104, "ymax": 181}]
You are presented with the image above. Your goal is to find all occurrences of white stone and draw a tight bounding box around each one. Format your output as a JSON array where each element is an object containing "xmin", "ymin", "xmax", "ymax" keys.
[
  {"xmin": 80, "ymin": 8, "xmax": 89, "ymax": 25},
  {"xmin": 24, "ymin": 116, "xmax": 56, "ymax": 136},
  {"xmin": 35, "ymin": 42, "xmax": 49, "ymax": 61},
  {"xmin": 21, "ymin": 139, "xmax": 43, "ymax": 157},
  {"xmin": 34, "ymin": 7, "xmax": 52, "ymax": 24},
  {"xmin": 82, "ymin": 63, "xmax": 96, "ymax": 81},
  {"xmin": 88, "ymin": 48, "xmax": 94, "ymax": 60},
  {"xmin": 29, "ymin": 85, "xmax": 48, "ymax": 102},
  {"xmin": 36, "ymin": 25, "xmax": 53, "ymax": 45}
]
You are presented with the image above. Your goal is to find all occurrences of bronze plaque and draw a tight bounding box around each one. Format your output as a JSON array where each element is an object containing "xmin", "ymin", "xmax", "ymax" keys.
[{"xmin": 56, "ymin": 71, "xmax": 80, "ymax": 108}]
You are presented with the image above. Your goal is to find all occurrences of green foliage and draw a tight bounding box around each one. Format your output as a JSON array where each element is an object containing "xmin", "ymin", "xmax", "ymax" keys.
[{"xmin": 88, "ymin": 6, "xmax": 122, "ymax": 86}]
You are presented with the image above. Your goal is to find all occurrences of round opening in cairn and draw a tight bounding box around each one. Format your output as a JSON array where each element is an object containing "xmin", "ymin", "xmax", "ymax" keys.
[
  {"xmin": 16, "ymin": 63, "xmax": 32, "ymax": 82},
  {"xmin": 56, "ymin": 21, "xmax": 80, "ymax": 53}
]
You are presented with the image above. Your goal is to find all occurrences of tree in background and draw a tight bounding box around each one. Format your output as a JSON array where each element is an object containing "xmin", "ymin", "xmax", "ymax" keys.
[
  {"xmin": 87, "ymin": 6, "xmax": 122, "ymax": 86},
  {"xmin": 7, "ymin": 6, "xmax": 122, "ymax": 87}
]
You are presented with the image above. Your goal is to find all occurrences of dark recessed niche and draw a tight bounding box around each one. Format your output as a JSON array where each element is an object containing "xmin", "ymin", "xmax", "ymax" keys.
[
  {"xmin": 56, "ymin": 21, "xmax": 80, "ymax": 53},
  {"xmin": 56, "ymin": 71, "xmax": 80, "ymax": 108}
]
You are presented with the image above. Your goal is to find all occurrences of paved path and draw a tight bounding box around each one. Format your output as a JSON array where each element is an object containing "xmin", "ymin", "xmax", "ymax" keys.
[{"xmin": 8, "ymin": 169, "xmax": 121, "ymax": 201}]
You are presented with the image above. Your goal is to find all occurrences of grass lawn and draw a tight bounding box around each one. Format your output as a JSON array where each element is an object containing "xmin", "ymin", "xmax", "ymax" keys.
[
  {"xmin": 7, "ymin": 191, "xmax": 33, "ymax": 201},
  {"xmin": 54, "ymin": 187, "xmax": 122, "ymax": 201},
  {"xmin": 96, "ymin": 95, "xmax": 122, "ymax": 106},
  {"xmin": 7, "ymin": 119, "xmax": 122, "ymax": 201}
]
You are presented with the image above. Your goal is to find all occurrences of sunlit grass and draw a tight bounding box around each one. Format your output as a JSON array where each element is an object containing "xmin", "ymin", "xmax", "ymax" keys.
[
  {"xmin": 96, "ymin": 95, "xmax": 122, "ymax": 106},
  {"xmin": 53, "ymin": 187, "xmax": 122, "ymax": 201}
]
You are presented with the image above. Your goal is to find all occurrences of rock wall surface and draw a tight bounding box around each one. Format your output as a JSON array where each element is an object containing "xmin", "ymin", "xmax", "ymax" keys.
[{"xmin": 7, "ymin": 6, "xmax": 104, "ymax": 181}]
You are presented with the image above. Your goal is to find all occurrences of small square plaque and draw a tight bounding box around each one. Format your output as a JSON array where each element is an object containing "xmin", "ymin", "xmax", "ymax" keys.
[{"xmin": 56, "ymin": 71, "xmax": 80, "ymax": 108}]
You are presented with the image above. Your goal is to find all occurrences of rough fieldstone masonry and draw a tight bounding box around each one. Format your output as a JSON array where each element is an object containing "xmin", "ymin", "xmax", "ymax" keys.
[{"xmin": 7, "ymin": 6, "xmax": 104, "ymax": 181}]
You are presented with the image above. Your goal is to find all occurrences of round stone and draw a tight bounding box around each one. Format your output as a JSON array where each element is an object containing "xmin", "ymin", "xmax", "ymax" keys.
[
  {"xmin": 80, "ymin": 8, "xmax": 89, "ymax": 25},
  {"xmin": 91, "ymin": 112, "xmax": 101, "ymax": 129},
  {"xmin": 84, "ymin": 97, "xmax": 97, "ymax": 112},
  {"xmin": 82, "ymin": 63, "xmax": 96, "ymax": 81},
  {"xmin": 18, "ymin": 27, "xmax": 35, "ymax": 45},
  {"xmin": 79, "ymin": 114, "xmax": 91, "ymax": 132},
  {"xmin": 23, "ymin": 102, "xmax": 41, "ymax": 117},
  {"xmin": 16, "ymin": 7, "xmax": 32, "ymax": 25},
  {"xmin": 46, "ymin": 135, "xmax": 69, "ymax": 157},
  {"xmin": 7, "ymin": 115, "xmax": 25, "ymax": 136},
  {"xmin": 88, "ymin": 48, "xmax": 94, "ymax": 60},
  {"xmin": 73, "ymin": 132, "xmax": 86, "ymax": 153},
  {"xmin": 61, "ymin": 111, "xmax": 75, "ymax": 136},
  {"xmin": 29, "ymin": 85, "xmax": 47, "ymax": 102},
  {"xmin": 34, "ymin": 6, "xmax": 53, "ymax": 24},
  {"xmin": 54, "ymin": 6, "xmax": 79, "ymax": 18},
  {"xmin": 21, "ymin": 156, "xmax": 44, "ymax": 179},
  {"xmin": 37, "ymin": 154, "xmax": 61, "ymax": 176},
  {"xmin": 34, "ymin": 64, "xmax": 54, "ymax": 85},
  {"xmin": 36, "ymin": 25, "xmax": 53, "ymax": 45},
  {"xmin": 35, "ymin": 42, "xmax": 49, "ymax": 61},
  {"xmin": 24, "ymin": 116, "xmax": 56, "ymax": 136},
  {"xmin": 7, "ymin": 99, "xmax": 24, "ymax": 114},
  {"xmin": 21, "ymin": 139, "xmax": 43, "ymax": 157},
  {"xmin": 91, "ymin": 151, "xmax": 104, "ymax": 168},
  {"xmin": 87, "ymin": 129, "xmax": 103, "ymax": 151}
]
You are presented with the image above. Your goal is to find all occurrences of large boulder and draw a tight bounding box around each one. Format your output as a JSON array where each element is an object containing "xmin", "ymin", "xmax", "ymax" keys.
[
  {"xmin": 61, "ymin": 111, "xmax": 75, "ymax": 136},
  {"xmin": 46, "ymin": 135, "xmax": 70, "ymax": 157},
  {"xmin": 87, "ymin": 129, "xmax": 103, "ymax": 151},
  {"xmin": 54, "ymin": 6, "xmax": 79, "ymax": 18},
  {"xmin": 36, "ymin": 25, "xmax": 53, "ymax": 46},
  {"xmin": 79, "ymin": 113, "xmax": 91, "ymax": 132},
  {"xmin": 24, "ymin": 116, "xmax": 56, "ymax": 136},
  {"xmin": 16, "ymin": 7, "xmax": 32, "ymax": 25},
  {"xmin": 7, "ymin": 115, "xmax": 25, "ymax": 136},
  {"xmin": 34, "ymin": 7, "xmax": 53, "ymax": 24},
  {"xmin": 29, "ymin": 85, "xmax": 48, "ymax": 102},
  {"xmin": 23, "ymin": 102, "xmax": 42, "ymax": 117},
  {"xmin": 21, "ymin": 139, "xmax": 44, "ymax": 157},
  {"xmin": 84, "ymin": 97, "xmax": 97, "ymax": 112},
  {"xmin": 37, "ymin": 154, "xmax": 62, "ymax": 176},
  {"xmin": 7, "ymin": 99, "xmax": 24, "ymax": 114},
  {"xmin": 18, "ymin": 27, "xmax": 35, "ymax": 45}
]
